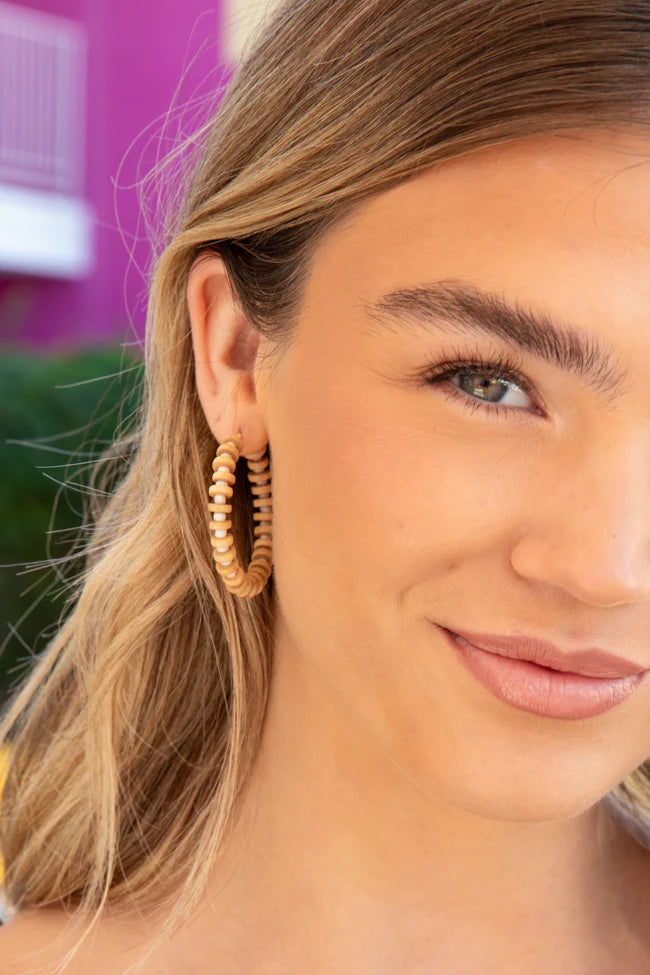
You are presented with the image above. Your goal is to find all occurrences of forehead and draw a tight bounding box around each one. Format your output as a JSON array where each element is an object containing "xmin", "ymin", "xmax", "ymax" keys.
[
  {"xmin": 301, "ymin": 129, "xmax": 650, "ymax": 362},
  {"xmin": 332, "ymin": 129, "xmax": 650, "ymax": 250}
]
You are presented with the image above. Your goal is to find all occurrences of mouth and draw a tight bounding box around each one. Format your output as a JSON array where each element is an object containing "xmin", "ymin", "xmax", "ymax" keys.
[{"xmin": 437, "ymin": 626, "xmax": 648, "ymax": 720}]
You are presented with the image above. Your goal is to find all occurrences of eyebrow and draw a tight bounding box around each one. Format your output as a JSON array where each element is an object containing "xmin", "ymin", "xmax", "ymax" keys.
[{"xmin": 361, "ymin": 279, "xmax": 629, "ymax": 402}]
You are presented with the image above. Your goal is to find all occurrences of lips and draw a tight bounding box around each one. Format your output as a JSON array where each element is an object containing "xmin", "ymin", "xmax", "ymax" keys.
[
  {"xmin": 441, "ymin": 626, "xmax": 645, "ymax": 679},
  {"xmin": 440, "ymin": 626, "xmax": 647, "ymax": 720}
]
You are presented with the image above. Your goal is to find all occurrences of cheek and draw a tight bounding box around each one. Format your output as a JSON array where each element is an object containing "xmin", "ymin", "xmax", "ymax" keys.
[
  {"xmin": 269, "ymin": 357, "xmax": 414, "ymax": 600},
  {"xmin": 266, "ymin": 353, "xmax": 410, "ymax": 673},
  {"xmin": 267, "ymin": 347, "xmax": 535, "ymax": 635}
]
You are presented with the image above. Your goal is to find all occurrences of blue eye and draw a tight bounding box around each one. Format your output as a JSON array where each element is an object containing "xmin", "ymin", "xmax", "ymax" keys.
[{"xmin": 421, "ymin": 350, "xmax": 544, "ymax": 421}]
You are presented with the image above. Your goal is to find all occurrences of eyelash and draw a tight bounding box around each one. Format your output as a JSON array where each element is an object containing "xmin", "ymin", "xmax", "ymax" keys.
[{"xmin": 419, "ymin": 347, "xmax": 544, "ymax": 421}]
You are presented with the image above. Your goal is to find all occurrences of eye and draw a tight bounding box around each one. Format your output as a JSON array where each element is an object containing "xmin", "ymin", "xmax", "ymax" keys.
[{"xmin": 420, "ymin": 349, "xmax": 544, "ymax": 421}]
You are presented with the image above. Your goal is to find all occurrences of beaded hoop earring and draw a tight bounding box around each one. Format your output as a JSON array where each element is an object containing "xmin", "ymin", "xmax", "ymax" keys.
[{"xmin": 207, "ymin": 432, "xmax": 273, "ymax": 598}]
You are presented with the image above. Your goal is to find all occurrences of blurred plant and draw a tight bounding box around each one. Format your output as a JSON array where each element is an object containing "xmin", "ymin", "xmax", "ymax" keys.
[{"xmin": 0, "ymin": 345, "xmax": 143, "ymax": 705}]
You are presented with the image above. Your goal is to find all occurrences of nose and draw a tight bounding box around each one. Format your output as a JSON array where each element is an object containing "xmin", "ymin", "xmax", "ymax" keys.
[{"xmin": 510, "ymin": 429, "xmax": 650, "ymax": 607}]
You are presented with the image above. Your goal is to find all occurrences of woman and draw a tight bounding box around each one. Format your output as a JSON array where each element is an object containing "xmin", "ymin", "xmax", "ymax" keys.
[{"xmin": 1, "ymin": 0, "xmax": 650, "ymax": 971}]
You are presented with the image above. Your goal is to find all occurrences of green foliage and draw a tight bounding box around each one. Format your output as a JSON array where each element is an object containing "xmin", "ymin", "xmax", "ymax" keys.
[{"xmin": 0, "ymin": 345, "xmax": 143, "ymax": 703}]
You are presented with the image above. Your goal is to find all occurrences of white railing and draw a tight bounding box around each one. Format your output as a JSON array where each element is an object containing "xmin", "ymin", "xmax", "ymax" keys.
[{"xmin": 0, "ymin": 2, "xmax": 86, "ymax": 195}]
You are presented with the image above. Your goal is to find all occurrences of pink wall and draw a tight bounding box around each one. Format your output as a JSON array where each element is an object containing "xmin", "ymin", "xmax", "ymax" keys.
[{"xmin": 0, "ymin": 0, "xmax": 232, "ymax": 348}]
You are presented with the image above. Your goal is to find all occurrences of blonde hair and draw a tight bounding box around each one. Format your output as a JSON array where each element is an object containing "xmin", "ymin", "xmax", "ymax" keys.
[{"xmin": 2, "ymin": 0, "xmax": 650, "ymax": 966}]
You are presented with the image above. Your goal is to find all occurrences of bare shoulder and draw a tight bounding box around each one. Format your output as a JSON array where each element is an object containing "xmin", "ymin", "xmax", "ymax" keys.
[
  {"xmin": 0, "ymin": 908, "xmax": 90, "ymax": 974},
  {"xmin": 0, "ymin": 907, "xmax": 149, "ymax": 975}
]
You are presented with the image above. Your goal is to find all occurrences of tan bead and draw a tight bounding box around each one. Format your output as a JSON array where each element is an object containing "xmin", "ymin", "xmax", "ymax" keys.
[{"xmin": 210, "ymin": 471, "xmax": 236, "ymax": 487}]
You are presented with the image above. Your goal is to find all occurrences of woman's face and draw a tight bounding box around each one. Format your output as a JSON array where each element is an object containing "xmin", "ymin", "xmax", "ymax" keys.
[{"xmin": 253, "ymin": 129, "xmax": 650, "ymax": 821}]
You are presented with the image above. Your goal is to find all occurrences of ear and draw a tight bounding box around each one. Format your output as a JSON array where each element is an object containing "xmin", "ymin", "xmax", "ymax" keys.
[{"xmin": 187, "ymin": 252, "xmax": 270, "ymax": 458}]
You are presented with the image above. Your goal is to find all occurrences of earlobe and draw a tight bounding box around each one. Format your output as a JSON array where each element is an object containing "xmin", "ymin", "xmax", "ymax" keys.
[{"xmin": 186, "ymin": 253, "xmax": 269, "ymax": 457}]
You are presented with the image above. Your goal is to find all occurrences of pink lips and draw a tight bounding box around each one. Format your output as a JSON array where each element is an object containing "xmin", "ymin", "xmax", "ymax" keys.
[
  {"xmin": 439, "ymin": 626, "xmax": 648, "ymax": 720},
  {"xmin": 444, "ymin": 627, "xmax": 644, "ymax": 678}
]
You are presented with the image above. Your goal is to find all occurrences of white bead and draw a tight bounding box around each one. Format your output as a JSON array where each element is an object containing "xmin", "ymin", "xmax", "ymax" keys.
[
  {"xmin": 213, "ymin": 494, "xmax": 226, "ymax": 504},
  {"xmin": 216, "ymin": 546, "xmax": 229, "ymax": 552},
  {"xmin": 213, "ymin": 529, "xmax": 227, "ymax": 538},
  {"xmin": 261, "ymin": 506, "xmax": 271, "ymax": 512},
  {"xmin": 217, "ymin": 465, "xmax": 230, "ymax": 472},
  {"xmin": 226, "ymin": 571, "xmax": 237, "ymax": 579},
  {"xmin": 221, "ymin": 558, "xmax": 233, "ymax": 567},
  {"xmin": 212, "ymin": 513, "xmax": 226, "ymax": 522}
]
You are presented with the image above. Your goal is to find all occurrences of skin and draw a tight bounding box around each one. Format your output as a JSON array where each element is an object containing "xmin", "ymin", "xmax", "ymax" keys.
[{"xmin": 2, "ymin": 128, "xmax": 650, "ymax": 974}]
